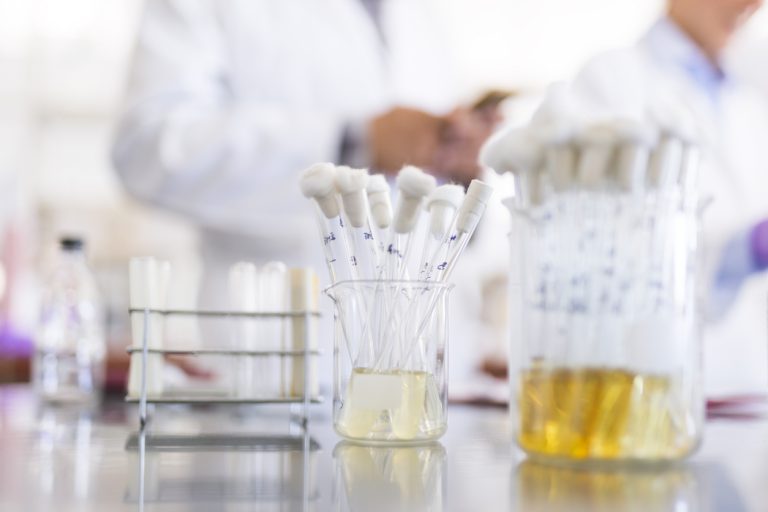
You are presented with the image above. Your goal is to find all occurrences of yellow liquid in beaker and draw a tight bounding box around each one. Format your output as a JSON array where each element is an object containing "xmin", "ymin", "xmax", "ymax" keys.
[
  {"xmin": 518, "ymin": 367, "xmax": 695, "ymax": 461},
  {"xmin": 336, "ymin": 368, "xmax": 445, "ymax": 441}
]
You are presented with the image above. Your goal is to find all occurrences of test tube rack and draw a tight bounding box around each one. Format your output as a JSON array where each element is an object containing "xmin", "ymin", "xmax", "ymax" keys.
[{"xmin": 126, "ymin": 307, "xmax": 322, "ymax": 430}]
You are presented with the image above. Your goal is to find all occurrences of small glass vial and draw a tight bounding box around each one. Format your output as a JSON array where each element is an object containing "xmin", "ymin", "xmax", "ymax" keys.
[{"xmin": 35, "ymin": 237, "xmax": 105, "ymax": 403}]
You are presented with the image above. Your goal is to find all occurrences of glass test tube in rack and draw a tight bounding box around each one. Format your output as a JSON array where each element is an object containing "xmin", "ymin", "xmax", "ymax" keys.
[{"xmin": 125, "ymin": 258, "xmax": 322, "ymax": 429}]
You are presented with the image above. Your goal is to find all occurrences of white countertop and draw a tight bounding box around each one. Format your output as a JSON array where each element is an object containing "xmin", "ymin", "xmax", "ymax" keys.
[{"xmin": 0, "ymin": 384, "xmax": 765, "ymax": 511}]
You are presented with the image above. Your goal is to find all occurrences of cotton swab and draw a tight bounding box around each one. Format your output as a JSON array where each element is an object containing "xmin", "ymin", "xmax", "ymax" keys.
[
  {"xmin": 300, "ymin": 163, "xmax": 347, "ymax": 283},
  {"xmin": 365, "ymin": 174, "xmax": 392, "ymax": 273},
  {"xmin": 387, "ymin": 166, "xmax": 436, "ymax": 279},
  {"xmin": 335, "ymin": 166, "xmax": 379, "ymax": 279},
  {"xmin": 366, "ymin": 174, "xmax": 393, "ymax": 230}
]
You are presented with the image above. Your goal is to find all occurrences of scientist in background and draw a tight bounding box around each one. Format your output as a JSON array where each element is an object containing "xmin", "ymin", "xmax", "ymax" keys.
[
  {"xmin": 112, "ymin": 0, "xmax": 496, "ymax": 308},
  {"xmin": 573, "ymin": 0, "xmax": 768, "ymax": 396},
  {"xmin": 112, "ymin": 0, "xmax": 508, "ymax": 390}
]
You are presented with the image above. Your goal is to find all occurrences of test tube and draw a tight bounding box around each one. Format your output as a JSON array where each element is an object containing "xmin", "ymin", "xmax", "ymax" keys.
[
  {"xmin": 575, "ymin": 122, "xmax": 616, "ymax": 189},
  {"xmin": 647, "ymin": 133, "xmax": 684, "ymax": 192},
  {"xmin": 289, "ymin": 267, "xmax": 318, "ymax": 400},
  {"xmin": 609, "ymin": 121, "xmax": 659, "ymax": 321},
  {"xmin": 261, "ymin": 262, "xmax": 288, "ymax": 398},
  {"xmin": 436, "ymin": 180, "xmax": 494, "ymax": 282},
  {"xmin": 417, "ymin": 184, "xmax": 465, "ymax": 281},
  {"xmin": 613, "ymin": 119, "xmax": 658, "ymax": 194},
  {"xmin": 229, "ymin": 262, "xmax": 259, "ymax": 398}
]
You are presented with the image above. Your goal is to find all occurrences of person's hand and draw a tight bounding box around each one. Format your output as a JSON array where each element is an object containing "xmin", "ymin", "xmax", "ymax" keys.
[
  {"xmin": 480, "ymin": 355, "xmax": 508, "ymax": 380},
  {"xmin": 165, "ymin": 355, "xmax": 215, "ymax": 380},
  {"xmin": 367, "ymin": 107, "xmax": 444, "ymax": 174},
  {"xmin": 366, "ymin": 102, "xmax": 503, "ymax": 184},
  {"xmin": 433, "ymin": 106, "xmax": 500, "ymax": 186}
]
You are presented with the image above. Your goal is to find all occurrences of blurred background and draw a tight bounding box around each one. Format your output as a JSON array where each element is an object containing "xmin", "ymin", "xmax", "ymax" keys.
[{"xmin": 1, "ymin": 0, "xmax": 767, "ymax": 386}]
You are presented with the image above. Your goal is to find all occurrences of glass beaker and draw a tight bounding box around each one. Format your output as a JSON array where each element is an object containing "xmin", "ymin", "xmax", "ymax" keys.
[
  {"xmin": 326, "ymin": 280, "xmax": 452, "ymax": 443},
  {"xmin": 509, "ymin": 189, "xmax": 704, "ymax": 464}
]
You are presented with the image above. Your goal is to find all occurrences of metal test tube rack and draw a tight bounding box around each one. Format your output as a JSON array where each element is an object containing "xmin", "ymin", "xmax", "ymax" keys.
[{"xmin": 126, "ymin": 307, "xmax": 322, "ymax": 430}]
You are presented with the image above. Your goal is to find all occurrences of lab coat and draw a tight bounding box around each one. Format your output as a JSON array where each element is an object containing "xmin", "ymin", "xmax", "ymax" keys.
[
  {"xmin": 112, "ymin": 0, "xmax": 457, "ymax": 305},
  {"xmin": 573, "ymin": 19, "xmax": 768, "ymax": 396}
]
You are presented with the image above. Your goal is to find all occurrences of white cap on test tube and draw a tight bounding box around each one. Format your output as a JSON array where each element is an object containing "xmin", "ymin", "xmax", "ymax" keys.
[
  {"xmin": 393, "ymin": 166, "xmax": 437, "ymax": 234},
  {"xmin": 479, "ymin": 127, "xmax": 542, "ymax": 208},
  {"xmin": 300, "ymin": 162, "xmax": 340, "ymax": 218},
  {"xmin": 335, "ymin": 166, "xmax": 370, "ymax": 228},
  {"xmin": 426, "ymin": 184, "xmax": 465, "ymax": 238},
  {"xmin": 647, "ymin": 100, "xmax": 698, "ymax": 191},
  {"xmin": 575, "ymin": 122, "xmax": 618, "ymax": 187},
  {"xmin": 456, "ymin": 180, "xmax": 494, "ymax": 234},
  {"xmin": 533, "ymin": 119, "xmax": 577, "ymax": 193},
  {"xmin": 648, "ymin": 135, "xmax": 684, "ymax": 190},
  {"xmin": 366, "ymin": 174, "xmax": 393, "ymax": 229},
  {"xmin": 479, "ymin": 126, "xmax": 543, "ymax": 175},
  {"xmin": 611, "ymin": 118, "xmax": 658, "ymax": 192},
  {"xmin": 529, "ymin": 82, "xmax": 582, "ymax": 192}
]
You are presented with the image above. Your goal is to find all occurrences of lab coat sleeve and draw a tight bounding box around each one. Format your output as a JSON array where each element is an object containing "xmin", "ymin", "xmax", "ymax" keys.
[
  {"xmin": 111, "ymin": 0, "xmax": 345, "ymax": 233},
  {"xmin": 708, "ymin": 227, "xmax": 753, "ymax": 317}
]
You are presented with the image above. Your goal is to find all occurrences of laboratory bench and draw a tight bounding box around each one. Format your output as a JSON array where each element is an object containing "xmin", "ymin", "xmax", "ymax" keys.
[{"xmin": 1, "ymin": 384, "xmax": 766, "ymax": 511}]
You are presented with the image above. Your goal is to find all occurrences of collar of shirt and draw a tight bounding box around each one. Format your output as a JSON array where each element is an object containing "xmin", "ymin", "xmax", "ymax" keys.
[{"xmin": 641, "ymin": 17, "xmax": 727, "ymax": 105}]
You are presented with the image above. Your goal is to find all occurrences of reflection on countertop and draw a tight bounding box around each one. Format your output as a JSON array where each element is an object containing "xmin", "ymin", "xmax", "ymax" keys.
[
  {"xmin": 334, "ymin": 442, "xmax": 445, "ymax": 512},
  {"xmin": 127, "ymin": 431, "xmax": 319, "ymax": 509},
  {"xmin": 514, "ymin": 459, "xmax": 746, "ymax": 512}
]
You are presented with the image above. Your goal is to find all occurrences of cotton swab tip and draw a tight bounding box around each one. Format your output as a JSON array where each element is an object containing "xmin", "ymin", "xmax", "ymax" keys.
[
  {"xmin": 479, "ymin": 127, "xmax": 544, "ymax": 174},
  {"xmin": 396, "ymin": 165, "xmax": 437, "ymax": 198},
  {"xmin": 393, "ymin": 166, "xmax": 436, "ymax": 233},
  {"xmin": 455, "ymin": 180, "xmax": 494, "ymax": 234},
  {"xmin": 300, "ymin": 162, "xmax": 340, "ymax": 218},
  {"xmin": 335, "ymin": 166, "xmax": 370, "ymax": 228},
  {"xmin": 426, "ymin": 184, "xmax": 465, "ymax": 237},
  {"xmin": 366, "ymin": 174, "xmax": 393, "ymax": 229},
  {"xmin": 335, "ymin": 166, "xmax": 369, "ymax": 194}
]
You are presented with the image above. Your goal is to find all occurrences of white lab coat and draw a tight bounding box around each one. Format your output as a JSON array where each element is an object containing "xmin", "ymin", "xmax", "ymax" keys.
[
  {"xmin": 574, "ymin": 20, "xmax": 768, "ymax": 396},
  {"xmin": 112, "ymin": 0, "xmax": 457, "ymax": 306}
]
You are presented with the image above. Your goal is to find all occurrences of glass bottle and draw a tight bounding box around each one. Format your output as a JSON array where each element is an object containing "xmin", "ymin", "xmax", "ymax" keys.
[{"xmin": 35, "ymin": 237, "xmax": 106, "ymax": 403}]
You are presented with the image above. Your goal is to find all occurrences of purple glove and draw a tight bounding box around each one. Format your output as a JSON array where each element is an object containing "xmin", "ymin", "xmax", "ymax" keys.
[{"xmin": 750, "ymin": 219, "xmax": 768, "ymax": 270}]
